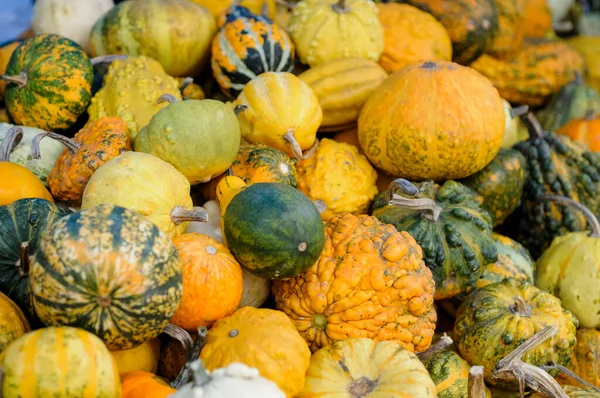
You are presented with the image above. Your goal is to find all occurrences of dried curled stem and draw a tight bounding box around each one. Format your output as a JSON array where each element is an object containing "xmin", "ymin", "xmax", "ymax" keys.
[
  {"xmin": 157, "ymin": 94, "xmax": 179, "ymax": 104},
  {"xmin": 283, "ymin": 130, "xmax": 318, "ymax": 160},
  {"xmin": 170, "ymin": 326, "xmax": 209, "ymax": 388},
  {"xmin": 538, "ymin": 195, "xmax": 600, "ymax": 237},
  {"xmin": 32, "ymin": 131, "xmax": 81, "ymax": 159},
  {"xmin": 170, "ymin": 206, "xmax": 208, "ymax": 225},
  {"xmin": 520, "ymin": 112, "xmax": 545, "ymax": 140},
  {"xmin": 0, "ymin": 126, "xmax": 23, "ymax": 161},
  {"xmin": 417, "ymin": 333, "xmax": 453, "ymax": 362},
  {"xmin": 386, "ymin": 179, "xmax": 442, "ymax": 222},
  {"xmin": 0, "ymin": 72, "xmax": 28, "ymax": 88}
]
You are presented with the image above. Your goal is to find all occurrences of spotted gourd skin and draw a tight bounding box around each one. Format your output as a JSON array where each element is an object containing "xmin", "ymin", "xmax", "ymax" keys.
[
  {"xmin": 4, "ymin": 34, "xmax": 93, "ymax": 131},
  {"xmin": 0, "ymin": 291, "xmax": 30, "ymax": 353},
  {"xmin": 211, "ymin": 6, "xmax": 294, "ymax": 98},
  {"xmin": 273, "ymin": 213, "xmax": 437, "ymax": 354},
  {"xmin": 477, "ymin": 233, "xmax": 535, "ymax": 289},
  {"xmin": 532, "ymin": 386, "xmax": 600, "ymax": 397},
  {"xmin": 454, "ymin": 279, "xmax": 578, "ymax": 388},
  {"xmin": 0, "ymin": 198, "xmax": 71, "ymax": 325},
  {"xmin": 403, "ymin": 0, "xmax": 498, "ymax": 65},
  {"xmin": 504, "ymin": 132, "xmax": 600, "ymax": 258},
  {"xmin": 0, "ymin": 326, "xmax": 121, "ymax": 398},
  {"xmin": 30, "ymin": 204, "xmax": 182, "ymax": 351},
  {"xmin": 230, "ymin": 144, "xmax": 298, "ymax": 186},
  {"xmin": 558, "ymin": 328, "xmax": 600, "ymax": 388},
  {"xmin": 372, "ymin": 180, "xmax": 497, "ymax": 300}
]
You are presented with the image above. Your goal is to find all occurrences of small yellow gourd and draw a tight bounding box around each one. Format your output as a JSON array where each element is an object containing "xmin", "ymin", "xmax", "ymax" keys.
[
  {"xmin": 215, "ymin": 175, "xmax": 247, "ymax": 237},
  {"xmin": 110, "ymin": 338, "xmax": 161, "ymax": 375}
]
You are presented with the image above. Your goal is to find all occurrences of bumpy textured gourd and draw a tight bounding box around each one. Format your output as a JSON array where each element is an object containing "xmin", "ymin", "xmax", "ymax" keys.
[
  {"xmin": 372, "ymin": 179, "xmax": 497, "ymax": 299},
  {"xmin": 230, "ymin": 144, "xmax": 298, "ymax": 186}
]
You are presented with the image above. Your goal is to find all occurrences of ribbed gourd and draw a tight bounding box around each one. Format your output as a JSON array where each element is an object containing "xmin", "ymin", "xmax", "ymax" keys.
[
  {"xmin": 502, "ymin": 113, "xmax": 600, "ymax": 258},
  {"xmin": 371, "ymin": 179, "xmax": 497, "ymax": 300},
  {"xmin": 211, "ymin": 6, "xmax": 294, "ymax": 98}
]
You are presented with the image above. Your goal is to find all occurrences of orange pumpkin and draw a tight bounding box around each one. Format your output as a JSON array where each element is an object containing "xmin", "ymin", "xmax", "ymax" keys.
[
  {"xmin": 558, "ymin": 328, "xmax": 600, "ymax": 388},
  {"xmin": 557, "ymin": 111, "xmax": 600, "ymax": 152},
  {"xmin": 521, "ymin": 0, "xmax": 553, "ymax": 38},
  {"xmin": 273, "ymin": 213, "xmax": 437, "ymax": 353},
  {"xmin": 121, "ymin": 371, "xmax": 176, "ymax": 398},
  {"xmin": 377, "ymin": 3, "xmax": 452, "ymax": 73},
  {"xmin": 0, "ymin": 127, "xmax": 54, "ymax": 206},
  {"xmin": 358, "ymin": 60, "xmax": 505, "ymax": 181},
  {"xmin": 170, "ymin": 233, "xmax": 243, "ymax": 330},
  {"xmin": 33, "ymin": 116, "xmax": 131, "ymax": 205}
]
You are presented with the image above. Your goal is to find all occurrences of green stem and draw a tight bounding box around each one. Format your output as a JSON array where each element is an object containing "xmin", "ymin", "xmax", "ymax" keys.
[
  {"xmin": 0, "ymin": 126, "xmax": 23, "ymax": 161},
  {"xmin": 538, "ymin": 195, "xmax": 600, "ymax": 237},
  {"xmin": 32, "ymin": 132, "xmax": 81, "ymax": 159}
]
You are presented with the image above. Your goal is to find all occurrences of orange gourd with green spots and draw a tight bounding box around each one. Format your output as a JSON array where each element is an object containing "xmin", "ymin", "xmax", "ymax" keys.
[
  {"xmin": 211, "ymin": 6, "xmax": 294, "ymax": 98},
  {"xmin": 2, "ymin": 34, "xmax": 93, "ymax": 131}
]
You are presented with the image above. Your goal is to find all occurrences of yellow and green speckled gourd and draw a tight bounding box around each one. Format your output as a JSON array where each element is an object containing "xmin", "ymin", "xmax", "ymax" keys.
[
  {"xmin": 89, "ymin": 0, "xmax": 217, "ymax": 77},
  {"xmin": 86, "ymin": 56, "xmax": 182, "ymax": 139},
  {"xmin": 0, "ymin": 327, "xmax": 121, "ymax": 397},
  {"xmin": 2, "ymin": 34, "xmax": 93, "ymax": 131},
  {"xmin": 287, "ymin": 0, "xmax": 384, "ymax": 68},
  {"xmin": 81, "ymin": 151, "xmax": 207, "ymax": 238},
  {"xmin": 0, "ymin": 291, "xmax": 30, "ymax": 353},
  {"xmin": 29, "ymin": 204, "xmax": 183, "ymax": 351},
  {"xmin": 558, "ymin": 328, "xmax": 600, "ymax": 389}
]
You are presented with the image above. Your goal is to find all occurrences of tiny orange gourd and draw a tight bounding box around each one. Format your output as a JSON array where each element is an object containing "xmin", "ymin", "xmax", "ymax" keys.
[
  {"xmin": 557, "ymin": 111, "xmax": 600, "ymax": 152},
  {"xmin": 121, "ymin": 371, "xmax": 176, "ymax": 398}
]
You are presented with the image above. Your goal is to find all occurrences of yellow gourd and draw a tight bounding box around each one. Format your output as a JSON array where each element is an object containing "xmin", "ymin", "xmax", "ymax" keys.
[
  {"xmin": 110, "ymin": 338, "xmax": 161, "ymax": 375},
  {"xmin": 81, "ymin": 152, "xmax": 206, "ymax": 238},
  {"xmin": 86, "ymin": 56, "xmax": 182, "ymax": 139},
  {"xmin": 296, "ymin": 138, "xmax": 378, "ymax": 221},
  {"xmin": 567, "ymin": 36, "xmax": 600, "ymax": 94},
  {"xmin": 189, "ymin": 0, "xmax": 276, "ymax": 20}
]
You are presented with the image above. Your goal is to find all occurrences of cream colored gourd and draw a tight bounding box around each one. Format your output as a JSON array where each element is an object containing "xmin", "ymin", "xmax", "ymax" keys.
[
  {"xmin": 186, "ymin": 201, "xmax": 222, "ymax": 242},
  {"xmin": 287, "ymin": 0, "xmax": 384, "ymax": 68},
  {"xmin": 171, "ymin": 360, "xmax": 285, "ymax": 398},
  {"xmin": 501, "ymin": 102, "xmax": 529, "ymax": 148},
  {"xmin": 81, "ymin": 151, "xmax": 207, "ymax": 238},
  {"xmin": 31, "ymin": 0, "xmax": 114, "ymax": 52}
]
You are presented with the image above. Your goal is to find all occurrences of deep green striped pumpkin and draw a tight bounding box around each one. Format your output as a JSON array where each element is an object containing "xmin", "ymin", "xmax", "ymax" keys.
[
  {"xmin": 223, "ymin": 182, "xmax": 324, "ymax": 279},
  {"xmin": 3, "ymin": 34, "xmax": 93, "ymax": 131},
  {"xmin": 211, "ymin": 6, "xmax": 294, "ymax": 98},
  {"xmin": 30, "ymin": 204, "xmax": 183, "ymax": 350},
  {"xmin": 0, "ymin": 198, "xmax": 71, "ymax": 326}
]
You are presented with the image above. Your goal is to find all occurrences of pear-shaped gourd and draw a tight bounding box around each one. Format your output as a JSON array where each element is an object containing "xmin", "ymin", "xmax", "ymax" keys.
[
  {"xmin": 536, "ymin": 195, "xmax": 600, "ymax": 329},
  {"xmin": 133, "ymin": 95, "xmax": 242, "ymax": 185}
]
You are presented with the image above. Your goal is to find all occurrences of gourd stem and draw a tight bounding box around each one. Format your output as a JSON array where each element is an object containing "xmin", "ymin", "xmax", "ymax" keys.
[
  {"xmin": 157, "ymin": 94, "xmax": 179, "ymax": 104},
  {"xmin": 233, "ymin": 104, "xmax": 248, "ymax": 116},
  {"xmin": 0, "ymin": 72, "xmax": 28, "ymax": 88},
  {"xmin": 179, "ymin": 77, "xmax": 194, "ymax": 93},
  {"xmin": 417, "ymin": 333, "xmax": 453, "ymax": 362},
  {"xmin": 90, "ymin": 54, "xmax": 128, "ymax": 66},
  {"xmin": 538, "ymin": 195, "xmax": 600, "ymax": 237},
  {"xmin": 333, "ymin": 0, "xmax": 348, "ymax": 12},
  {"xmin": 31, "ymin": 132, "xmax": 81, "ymax": 159},
  {"xmin": 190, "ymin": 359, "xmax": 212, "ymax": 387},
  {"xmin": 284, "ymin": 130, "xmax": 318, "ymax": 160},
  {"xmin": 16, "ymin": 242, "xmax": 29, "ymax": 277},
  {"xmin": 170, "ymin": 206, "xmax": 208, "ymax": 225},
  {"xmin": 574, "ymin": 71, "xmax": 584, "ymax": 86},
  {"xmin": 509, "ymin": 105, "xmax": 529, "ymax": 119},
  {"xmin": 541, "ymin": 363, "xmax": 600, "ymax": 392},
  {"xmin": 552, "ymin": 20, "xmax": 574, "ymax": 33},
  {"xmin": 386, "ymin": 179, "xmax": 442, "ymax": 222},
  {"xmin": 509, "ymin": 296, "xmax": 531, "ymax": 317},
  {"xmin": 492, "ymin": 325, "xmax": 568, "ymax": 398},
  {"xmin": 0, "ymin": 126, "xmax": 23, "ymax": 161},
  {"xmin": 468, "ymin": 366, "xmax": 486, "ymax": 398},
  {"xmin": 313, "ymin": 200, "xmax": 327, "ymax": 214},
  {"xmin": 520, "ymin": 112, "xmax": 545, "ymax": 140},
  {"xmin": 170, "ymin": 326, "xmax": 209, "ymax": 389}
]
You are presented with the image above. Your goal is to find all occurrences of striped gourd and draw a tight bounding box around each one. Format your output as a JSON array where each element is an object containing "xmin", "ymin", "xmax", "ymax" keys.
[
  {"xmin": 211, "ymin": 6, "xmax": 294, "ymax": 98},
  {"xmin": 0, "ymin": 291, "xmax": 30, "ymax": 353},
  {"xmin": 0, "ymin": 326, "xmax": 121, "ymax": 397},
  {"xmin": 30, "ymin": 204, "xmax": 183, "ymax": 351}
]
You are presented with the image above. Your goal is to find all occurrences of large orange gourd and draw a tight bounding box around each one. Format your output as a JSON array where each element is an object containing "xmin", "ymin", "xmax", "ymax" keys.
[{"xmin": 273, "ymin": 213, "xmax": 437, "ymax": 354}]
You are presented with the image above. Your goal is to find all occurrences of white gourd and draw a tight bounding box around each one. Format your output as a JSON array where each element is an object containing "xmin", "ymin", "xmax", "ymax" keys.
[
  {"xmin": 238, "ymin": 269, "xmax": 271, "ymax": 308},
  {"xmin": 31, "ymin": 0, "xmax": 114, "ymax": 52},
  {"xmin": 547, "ymin": 0, "xmax": 574, "ymax": 22},
  {"xmin": 170, "ymin": 360, "xmax": 285, "ymax": 398},
  {"xmin": 186, "ymin": 201, "xmax": 223, "ymax": 242}
]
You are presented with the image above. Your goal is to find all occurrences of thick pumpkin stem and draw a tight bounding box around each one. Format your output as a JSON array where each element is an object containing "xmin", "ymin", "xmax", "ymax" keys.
[
  {"xmin": 538, "ymin": 195, "xmax": 600, "ymax": 237},
  {"xmin": 31, "ymin": 131, "xmax": 81, "ymax": 159},
  {"xmin": 16, "ymin": 242, "xmax": 30, "ymax": 277},
  {"xmin": 386, "ymin": 179, "xmax": 442, "ymax": 222},
  {"xmin": 284, "ymin": 130, "xmax": 318, "ymax": 160},
  {"xmin": 0, "ymin": 126, "xmax": 23, "ymax": 161},
  {"xmin": 0, "ymin": 71, "xmax": 28, "ymax": 88},
  {"xmin": 170, "ymin": 206, "xmax": 208, "ymax": 225},
  {"xmin": 541, "ymin": 363, "xmax": 600, "ymax": 392},
  {"xmin": 468, "ymin": 366, "xmax": 486, "ymax": 398},
  {"xmin": 90, "ymin": 54, "xmax": 129, "ymax": 66},
  {"xmin": 509, "ymin": 296, "xmax": 532, "ymax": 317},
  {"xmin": 509, "ymin": 105, "xmax": 529, "ymax": 119},
  {"xmin": 348, "ymin": 377, "xmax": 376, "ymax": 397},
  {"xmin": 157, "ymin": 94, "xmax": 179, "ymax": 104},
  {"xmin": 233, "ymin": 104, "xmax": 248, "ymax": 116},
  {"xmin": 333, "ymin": 0, "xmax": 348, "ymax": 13},
  {"xmin": 493, "ymin": 325, "xmax": 568, "ymax": 398},
  {"xmin": 520, "ymin": 112, "xmax": 545, "ymax": 140},
  {"xmin": 170, "ymin": 326, "xmax": 209, "ymax": 389},
  {"xmin": 417, "ymin": 333, "xmax": 453, "ymax": 362}
]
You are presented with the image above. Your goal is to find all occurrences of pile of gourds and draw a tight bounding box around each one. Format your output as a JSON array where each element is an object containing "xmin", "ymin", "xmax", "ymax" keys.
[{"xmin": 1, "ymin": 0, "xmax": 600, "ymax": 397}]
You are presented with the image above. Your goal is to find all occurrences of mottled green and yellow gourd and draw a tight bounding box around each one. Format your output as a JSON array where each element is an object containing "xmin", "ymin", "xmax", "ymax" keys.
[
  {"xmin": 0, "ymin": 291, "xmax": 30, "ymax": 353},
  {"xmin": 371, "ymin": 179, "xmax": 497, "ymax": 299},
  {"xmin": 231, "ymin": 144, "xmax": 298, "ymax": 186}
]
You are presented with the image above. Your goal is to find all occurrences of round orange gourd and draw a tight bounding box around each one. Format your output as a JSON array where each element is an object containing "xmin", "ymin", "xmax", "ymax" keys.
[
  {"xmin": 170, "ymin": 233, "xmax": 243, "ymax": 330},
  {"xmin": 0, "ymin": 291, "xmax": 30, "ymax": 353},
  {"xmin": 121, "ymin": 371, "xmax": 176, "ymax": 398},
  {"xmin": 0, "ymin": 127, "xmax": 53, "ymax": 206},
  {"xmin": 358, "ymin": 60, "xmax": 505, "ymax": 181},
  {"xmin": 200, "ymin": 307, "xmax": 311, "ymax": 397},
  {"xmin": 111, "ymin": 338, "xmax": 161, "ymax": 375},
  {"xmin": 273, "ymin": 213, "xmax": 437, "ymax": 353},
  {"xmin": 377, "ymin": 3, "xmax": 452, "ymax": 74},
  {"xmin": 557, "ymin": 111, "xmax": 600, "ymax": 152}
]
